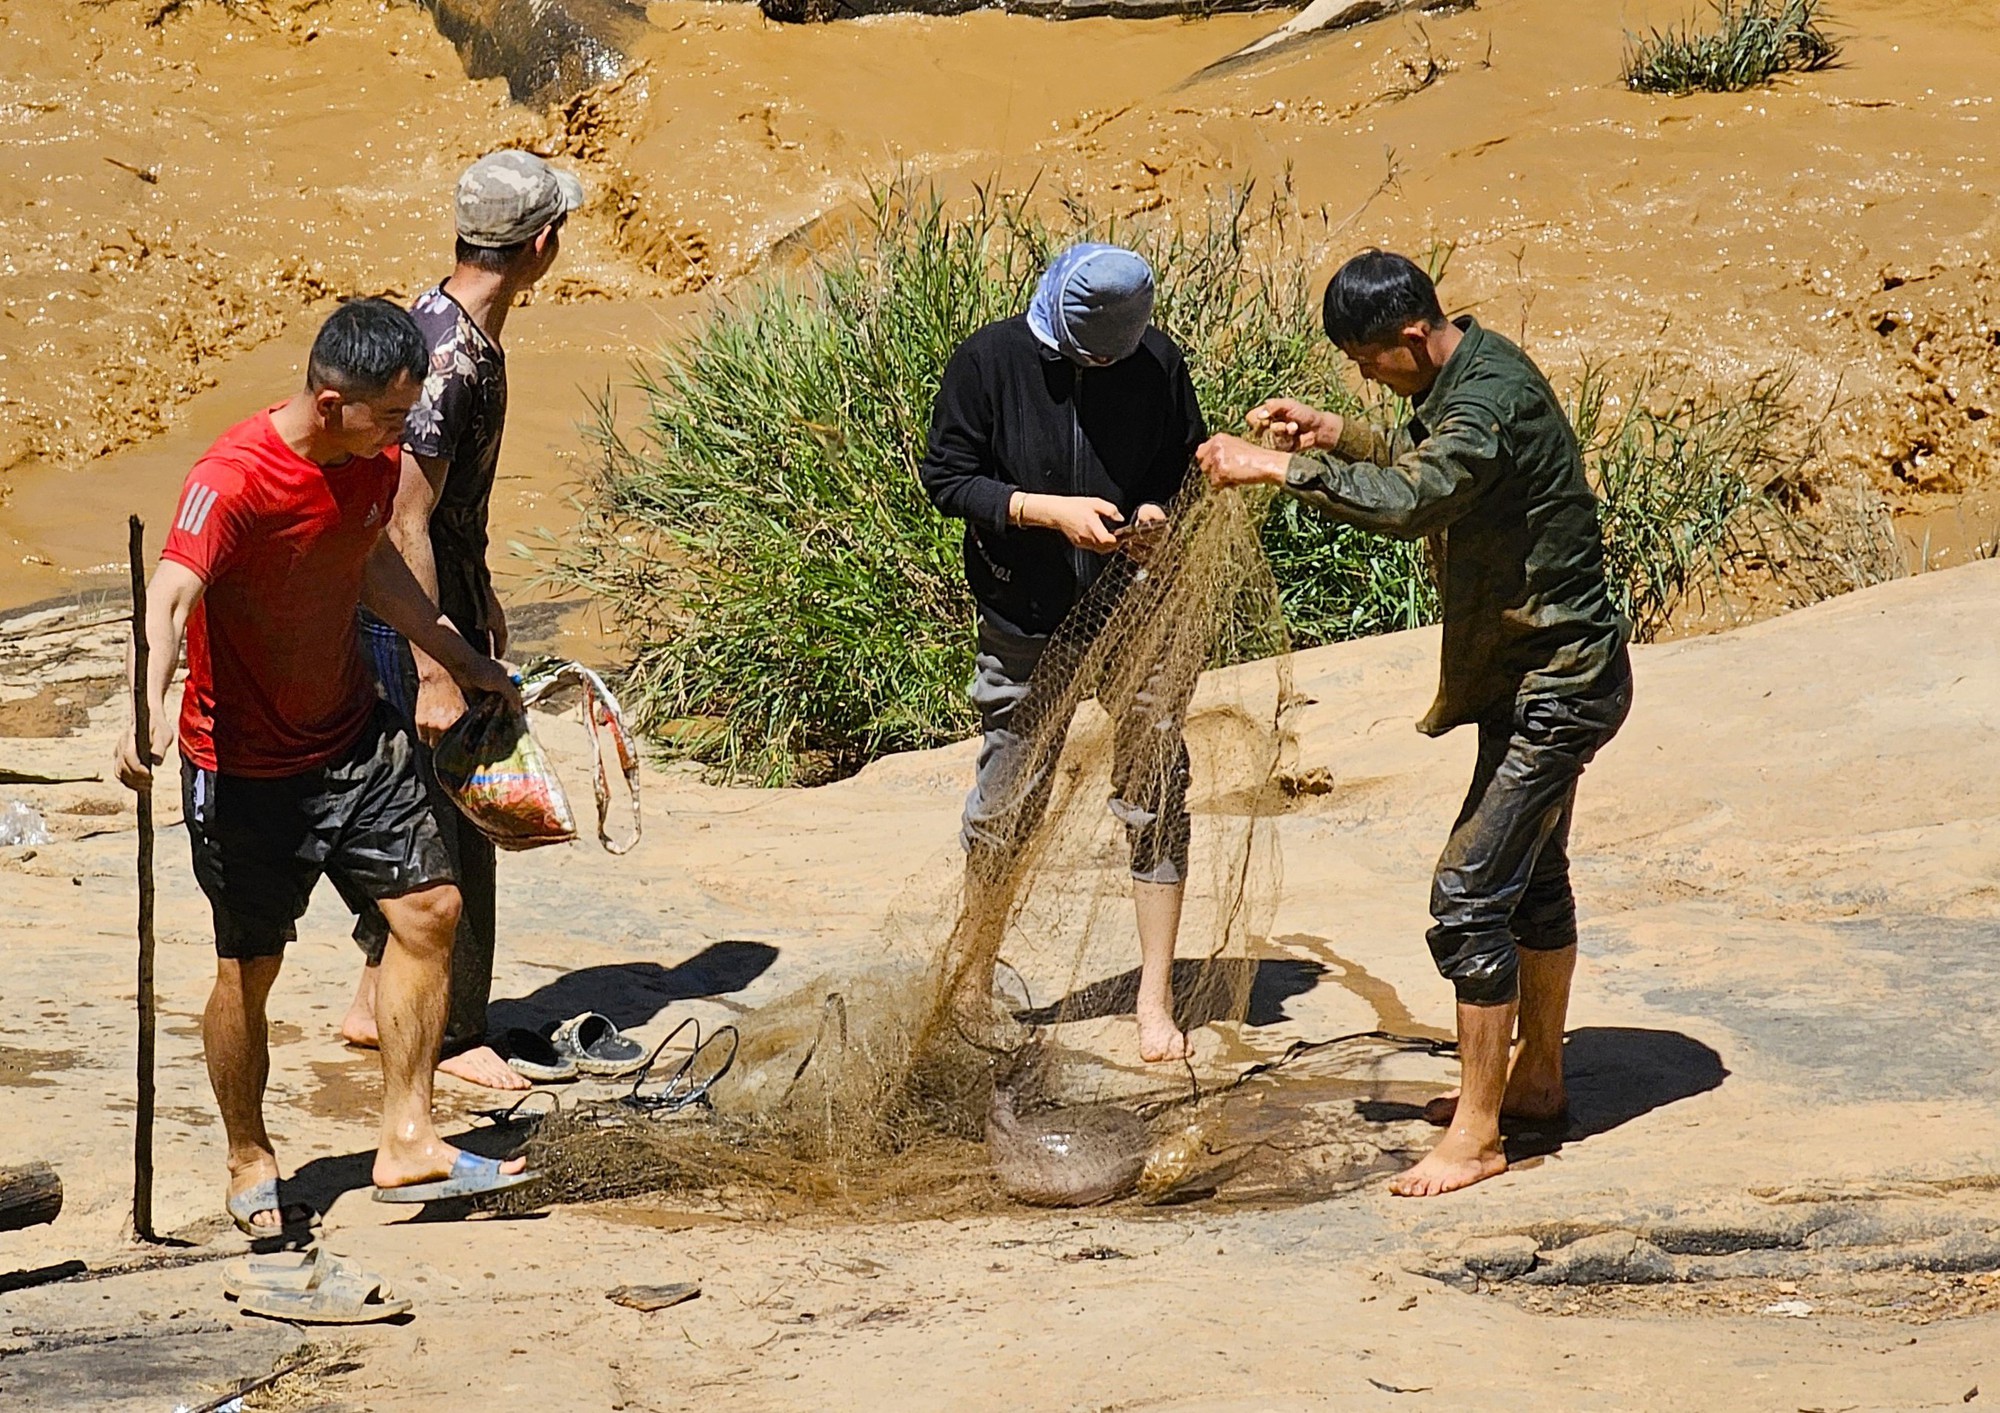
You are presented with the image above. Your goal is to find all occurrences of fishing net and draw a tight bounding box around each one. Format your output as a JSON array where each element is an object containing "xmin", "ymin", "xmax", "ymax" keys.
[{"xmin": 511, "ymin": 478, "xmax": 1441, "ymax": 1216}]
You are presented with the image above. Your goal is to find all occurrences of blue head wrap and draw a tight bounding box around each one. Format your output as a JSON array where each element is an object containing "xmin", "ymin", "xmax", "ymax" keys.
[{"xmin": 1026, "ymin": 243, "xmax": 1156, "ymax": 367}]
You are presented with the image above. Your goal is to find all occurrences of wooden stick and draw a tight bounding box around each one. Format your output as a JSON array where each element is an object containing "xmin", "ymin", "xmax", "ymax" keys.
[{"xmin": 128, "ymin": 515, "xmax": 157, "ymax": 1243}]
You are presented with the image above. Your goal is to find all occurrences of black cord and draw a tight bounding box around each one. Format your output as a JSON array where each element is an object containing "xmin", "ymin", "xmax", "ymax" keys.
[
  {"xmin": 616, "ymin": 1017, "xmax": 740, "ymax": 1116},
  {"xmin": 471, "ymin": 1089, "xmax": 563, "ymax": 1128}
]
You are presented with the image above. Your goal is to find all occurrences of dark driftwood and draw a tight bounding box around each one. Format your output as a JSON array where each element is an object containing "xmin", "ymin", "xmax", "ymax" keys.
[
  {"xmin": 129, "ymin": 515, "xmax": 157, "ymax": 1242},
  {"xmin": 0, "ymin": 1162, "xmax": 64, "ymax": 1232}
]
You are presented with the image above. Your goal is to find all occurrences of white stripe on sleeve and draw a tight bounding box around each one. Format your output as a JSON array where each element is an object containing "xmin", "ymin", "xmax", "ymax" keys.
[{"xmin": 177, "ymin": 483, "xmax": 219, "ymax": 536}]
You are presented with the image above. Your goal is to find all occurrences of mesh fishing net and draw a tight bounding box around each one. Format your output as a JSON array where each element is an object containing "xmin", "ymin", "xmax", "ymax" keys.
[{"xmin": 514, "ymin": 478, "xmax": 1442, "ymax": 1216}]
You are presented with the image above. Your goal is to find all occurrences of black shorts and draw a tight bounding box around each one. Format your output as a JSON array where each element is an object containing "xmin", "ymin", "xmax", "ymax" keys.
[{"xmin": 181, "ymin": 702, "xmax": 457, "ymax": 960}]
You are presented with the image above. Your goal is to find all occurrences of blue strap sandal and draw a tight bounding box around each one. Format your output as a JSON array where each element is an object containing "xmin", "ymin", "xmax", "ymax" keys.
[
  {"xmin": 226, "ymin": 1178, "xmax": 315, "ymax": 1236},
  {"xmin": 371, "ymin": 1151, "xmax": 540, "ymax": 1204}
]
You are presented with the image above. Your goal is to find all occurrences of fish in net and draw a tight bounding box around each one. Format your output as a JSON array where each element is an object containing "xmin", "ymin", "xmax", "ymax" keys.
[{"xmin": 510, "ymin": 478, "xmax": 1442, "ymax": 1215}]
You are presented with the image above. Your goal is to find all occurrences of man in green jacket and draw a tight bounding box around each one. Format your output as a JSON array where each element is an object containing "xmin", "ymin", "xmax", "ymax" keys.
[{"xmin": 1196, "ymin": 250, "xmax": 1631, "ymax": 1197}]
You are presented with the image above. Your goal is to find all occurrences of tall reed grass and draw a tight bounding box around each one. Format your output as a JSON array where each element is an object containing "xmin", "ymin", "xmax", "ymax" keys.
[{"xmin": 1623, "ymin": 0, "xmax": 1838, "ymax": 95}]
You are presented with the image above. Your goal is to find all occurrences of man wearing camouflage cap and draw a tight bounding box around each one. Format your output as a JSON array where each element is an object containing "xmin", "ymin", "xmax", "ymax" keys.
[{"xmin": 342, "ymin": 150, "xmax": 583, "ymax": 1090}]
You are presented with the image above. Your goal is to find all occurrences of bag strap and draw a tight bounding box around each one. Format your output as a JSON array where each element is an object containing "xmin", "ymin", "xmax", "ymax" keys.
[{"xmin": 521, "ymin": 663, "xmax": 643, "ymax": 854}]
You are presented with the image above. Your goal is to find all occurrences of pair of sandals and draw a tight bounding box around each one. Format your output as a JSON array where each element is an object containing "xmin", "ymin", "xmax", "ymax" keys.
[
  {"xmin": 226, "ymin": 1246, "xmax": 409, "ymax": 1325},
  {"xmin": 505, "ymin": 1011, "xmax": 646, "ymax": 1083}
]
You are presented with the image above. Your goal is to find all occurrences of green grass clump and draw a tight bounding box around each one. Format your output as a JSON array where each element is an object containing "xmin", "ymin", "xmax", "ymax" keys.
[
  {"xmin": 1623, "ymin": 0, "xmax": 1838, "ymax": 95},
  {"xmin": 562, "ymin": 191, "xmax": 1006, "ymax": 785},
  {"xmin": 1572, "ymin": 365, "xmax": 1793, "ymax": 638}
]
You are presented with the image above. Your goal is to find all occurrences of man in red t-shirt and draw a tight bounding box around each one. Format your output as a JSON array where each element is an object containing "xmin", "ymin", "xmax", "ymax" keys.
[{"xmin": 117, "ymin": 299, "xmax": 536, "ymax": 1233}]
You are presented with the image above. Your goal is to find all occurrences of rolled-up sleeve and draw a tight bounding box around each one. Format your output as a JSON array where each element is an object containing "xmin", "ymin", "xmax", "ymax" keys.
[
  {"xmin": 919, "ymin": 341, "xmax": 1014, "ymax": 534},
  {"xmin": 1283, "ymin": 404, "xmax": 1502, "ymax": 539}
]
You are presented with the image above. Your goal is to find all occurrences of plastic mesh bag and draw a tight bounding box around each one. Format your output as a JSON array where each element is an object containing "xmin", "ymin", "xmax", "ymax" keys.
[{"xmin": 432, "ymin": 662, "xmax": 641, "ymax": 853}]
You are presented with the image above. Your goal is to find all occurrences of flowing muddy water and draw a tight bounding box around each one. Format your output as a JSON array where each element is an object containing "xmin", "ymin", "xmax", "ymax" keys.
[{"xmin": 3, "ymin": 0, "xmax": 1997, "ymax": 620}]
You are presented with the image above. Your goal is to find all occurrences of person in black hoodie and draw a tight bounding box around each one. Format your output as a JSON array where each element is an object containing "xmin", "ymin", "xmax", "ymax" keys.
[{"xmin": 920, "ymin": 243, "xmax": 1207, "ymax": 1063}]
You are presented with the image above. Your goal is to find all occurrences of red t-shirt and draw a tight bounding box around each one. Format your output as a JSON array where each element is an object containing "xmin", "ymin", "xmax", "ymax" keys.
[{"xmin": 162, "ymin": 409, "xmax": 398, "ymax": 778}]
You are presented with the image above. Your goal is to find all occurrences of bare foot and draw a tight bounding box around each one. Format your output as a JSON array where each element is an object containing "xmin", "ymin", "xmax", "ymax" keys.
[
  {"xmin": 1422, "ymin": 1073, "xmax": 1568, "ymax": 1128},
  {"xmin": 1388, "ymin": 1130, "xmax": 1508, "ymax": 1198},
  {"xmin": 371, "ymin": 1140, "xmax": 528, "ymax": 1192},
  {"xmin": 1137, "ymin": 1005, "xmax": 1191, "ymax": 1063},
  {"xmin": 340, "ymin": 965, "xmax": 381, "ymax": 1049},
  {"xmin": 438, "ymin": 1044, "xmax": 532, "ymax": 1091}
]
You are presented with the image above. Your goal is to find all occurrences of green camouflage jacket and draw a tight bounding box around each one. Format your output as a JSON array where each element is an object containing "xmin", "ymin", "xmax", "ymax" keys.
[{"xmin": 1285, "ymin": 317, "xmax": 1629, "ymax": 734}]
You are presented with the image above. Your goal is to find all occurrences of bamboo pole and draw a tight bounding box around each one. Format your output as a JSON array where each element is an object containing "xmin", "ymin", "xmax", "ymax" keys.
[{"xmin": 128, "ymin": 515, "xmax": 157, "ymax": 1242}]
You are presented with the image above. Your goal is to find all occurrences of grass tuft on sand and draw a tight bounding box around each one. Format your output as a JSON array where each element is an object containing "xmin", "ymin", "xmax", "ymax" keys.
[{"xmin": 1623, "ymin": 0, "xmax": 1839, "ymax": 95}]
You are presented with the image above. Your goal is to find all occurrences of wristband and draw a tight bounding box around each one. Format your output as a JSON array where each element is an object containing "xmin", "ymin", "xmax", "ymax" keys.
[{"xmin": 1008, "ymin": 492, "xmax": 1026, "ymax": 528}]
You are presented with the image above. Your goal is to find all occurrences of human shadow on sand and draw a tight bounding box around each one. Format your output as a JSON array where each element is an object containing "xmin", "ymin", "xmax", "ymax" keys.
[
  {"xmin": 1355, "ymin": 1025, "xmax": 1728, "ymax": 1154},
  {"xmin": 487, "ymin": 939, "xmax": 780, "ymax": 1035},
  {"xmin": 1014, "ymin": 957, "xmax": 1327, "ymax": 1030}
]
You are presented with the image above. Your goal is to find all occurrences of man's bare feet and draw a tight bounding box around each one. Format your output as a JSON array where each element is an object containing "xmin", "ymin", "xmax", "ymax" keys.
[
  {"xmin": 341, "ymin": 963, "xmax": 381, "ymax": 1048},
  {"xmin": 438, "ymin": 1044, "xmax": 532, "ymax": 1091},
  {"xmin": 1388, "ymin": 1130, "xmax": 1509, "ymax": 1198},
  {"xmin": 1422, "ymin": 1056, "xmax": 1568, "ymax": 1127},
  {"xmin": 371, "ymin": 1139, "xmax": 527, "ymax": 1192},
  {"xmin": 340, "ymin": 982, "xmax": 379, "ymax": 1050},
  {"xmin": 1137, "ymin": 1004, "xmax": 1191, "ymax": 1063},
  {"xmin": 1422, "ymin": 1084, "xmax": 1568, "ymax": 1127}
]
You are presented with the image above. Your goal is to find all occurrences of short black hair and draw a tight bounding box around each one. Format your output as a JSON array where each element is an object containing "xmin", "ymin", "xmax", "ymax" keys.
[
  {"xmin": 455, "ymin": 236, "xmax": 532, "ymax": 273},
  {"xmin": 454, "ymin": 212, "xmax": 563, "ymax": 274},
  {"xmin": 1321, "ymin": 249, "xmax": 1446, "ymax": 347},
  {"xmin": 307, "ymin": 298, "xmax": 427, "ymax": 396}
]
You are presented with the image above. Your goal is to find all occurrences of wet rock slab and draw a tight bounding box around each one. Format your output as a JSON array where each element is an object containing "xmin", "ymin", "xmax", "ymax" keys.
[
  {"xmin": 1413, "ymin": 1191, "xmax": 2000, "ymax": 1292},
  {"xmin": 0, "ymin": 1319, "xmax": 301, "ymax": 1413}
]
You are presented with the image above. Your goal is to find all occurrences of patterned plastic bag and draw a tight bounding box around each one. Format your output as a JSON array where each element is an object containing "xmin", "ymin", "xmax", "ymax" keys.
[{"xmin": 432, "ymin": 663, "xmax": 641, "ymax": 854}]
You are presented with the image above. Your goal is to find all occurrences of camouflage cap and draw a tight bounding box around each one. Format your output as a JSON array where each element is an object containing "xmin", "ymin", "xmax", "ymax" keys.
[{"xmin": 454, "ymin": 150, "xmax": 585, "ymax": 248}]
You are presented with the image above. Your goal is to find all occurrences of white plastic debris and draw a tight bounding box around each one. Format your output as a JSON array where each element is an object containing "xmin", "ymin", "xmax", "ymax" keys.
[
  {"xmin": 1762, "ymin": 1299, "xmax": 1814, "ymax": 1318},
  {"xmin": 0, "ymin": 801, "xmax": 50, "ymax": 847}
]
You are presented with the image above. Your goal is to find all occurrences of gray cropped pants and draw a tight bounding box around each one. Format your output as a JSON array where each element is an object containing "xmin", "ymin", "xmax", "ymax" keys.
[{"xmin": 959, "ymin": 617, "xmax": 1191, "ymax": 886}]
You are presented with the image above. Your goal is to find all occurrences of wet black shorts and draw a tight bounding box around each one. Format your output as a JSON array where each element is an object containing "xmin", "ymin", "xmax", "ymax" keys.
[{"xmin": 181, "ymin": 702, "xmax": 457, "ymax": 960}]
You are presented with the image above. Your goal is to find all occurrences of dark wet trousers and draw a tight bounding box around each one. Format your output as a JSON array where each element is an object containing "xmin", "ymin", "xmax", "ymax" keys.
[
  {"xmin": 351, "ymin": 616, "xmax": 499, "ymax": 1056},
  {"xmin": 1427, "ymin": 653, "xmax": 1633, "ymax": 1006}
]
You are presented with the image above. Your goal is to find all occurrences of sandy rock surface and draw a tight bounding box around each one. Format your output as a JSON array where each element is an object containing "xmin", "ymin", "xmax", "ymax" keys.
[{"xmin": 3, "ymin": 561, "xmax": 1998, "ymax": 1409}]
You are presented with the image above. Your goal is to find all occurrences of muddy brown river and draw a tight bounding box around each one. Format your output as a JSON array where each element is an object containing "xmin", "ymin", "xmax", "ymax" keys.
[{"xmin": 2, "ymin": 0, "xmax": 1996, "ymax": 627}]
